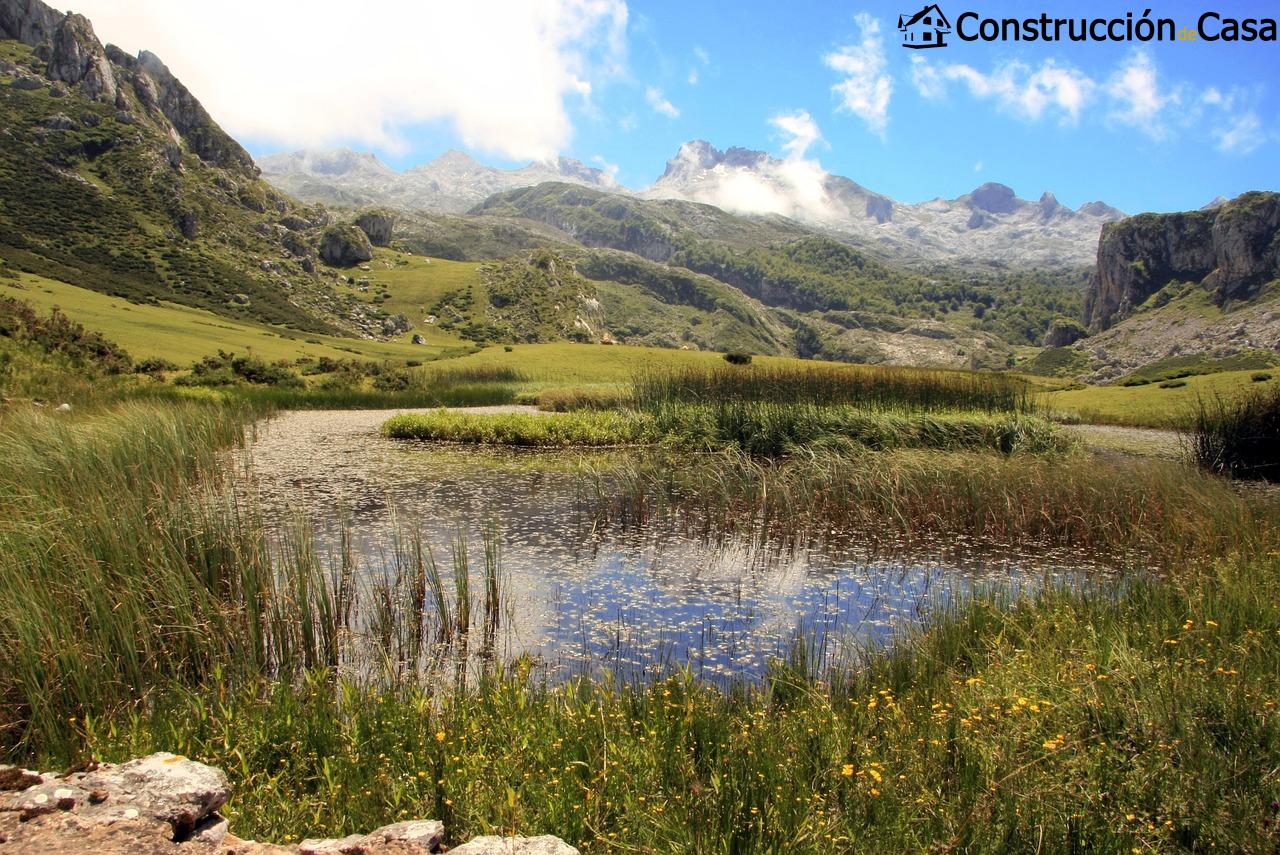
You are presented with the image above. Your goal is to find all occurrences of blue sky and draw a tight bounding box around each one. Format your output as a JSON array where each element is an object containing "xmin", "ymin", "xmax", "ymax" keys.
[{"xmin": 80, "ymin": 0, "xmax": 1279, "ymax": 213}]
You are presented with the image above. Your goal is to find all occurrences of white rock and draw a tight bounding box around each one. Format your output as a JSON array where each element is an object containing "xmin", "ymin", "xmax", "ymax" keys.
[{"xmin": 449, "ymin": 835, "xmax": 581, "ymax": 855}]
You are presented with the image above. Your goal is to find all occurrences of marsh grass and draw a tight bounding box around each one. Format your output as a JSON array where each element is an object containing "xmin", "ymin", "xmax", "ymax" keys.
[
  {"xmin": 585, "ymin": 447, "xmax": 1275, "ymax": 570},
  {"xmin": 1191, "ymin": 385, "xmax": 1280, "ymax": 481},
  {"xmin": 0, "ymin": 401, "xmax": 510, "ymax": 756},
  {"xmin": 84, "ymin": 550, "xmax": 1280, "ymax": 852},
  {"xmin": 632, "ymin": 363, "xmax": 1035, "ymax": 414},
  {"xmin": 383, "ymin": 405, "xmax": 1064, "ymax": 456}
]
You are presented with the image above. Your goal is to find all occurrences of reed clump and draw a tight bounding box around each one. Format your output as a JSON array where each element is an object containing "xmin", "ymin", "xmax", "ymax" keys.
[
  {"xmin": 632, "ymin": 363, "xmax": 1035, "ymax": 414},
  {"xmin": 1191, "ymin": 385, "xmax": 1280, "ymax": 481}
]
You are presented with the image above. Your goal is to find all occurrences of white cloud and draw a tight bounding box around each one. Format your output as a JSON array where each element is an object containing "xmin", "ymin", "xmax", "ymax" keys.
[
  {"xmin": 1215, "ymin": 113, "xmax": 1265, "ymax": 155},
  {"xmin": 661, "ymin": 112, "xmax": 837, "ymax": 224},
  {"xmin": 770, "ymin": 110, "xmax": 823, "ymax": 159},
  {"xmin": 974, "ymin": 160, "xmax": 984, "ymax": 173},
  {"xmin": 912, "ymin": 56, "xmax": 1094, "ymax": 124},
  {"xmin": 591, "ymin": 154, "xmax": 621, "ymax": 179},
  {"xmin": 688, "ymin": 46, "xmax": 710, "ymax": 85},
  {"xmin": 824, "ymin": 12, "xmax": 892, "ymax": 137},
  {"xmin": 645, "ymin": 85, "xmax": 680, "ymax": 118},
  {"xmin": 1105, "ymin": 52, "xmax": 1177, "ymax": 139},
  {"xmin": 70, "ymin": 0, "xmax": 628, "ymax": 161}
]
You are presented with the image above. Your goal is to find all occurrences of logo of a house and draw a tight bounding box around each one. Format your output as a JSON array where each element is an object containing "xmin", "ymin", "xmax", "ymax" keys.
[{"xmin": 898, "ymin": 4, "xmax": 951, "ymax": 49}]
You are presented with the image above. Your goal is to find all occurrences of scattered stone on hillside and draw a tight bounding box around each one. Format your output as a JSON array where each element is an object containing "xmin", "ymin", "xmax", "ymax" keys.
[
  {"xmin": 55, "ymin": 402, "xmax": 71, "ymax": 412},
  {"xmin": 412, "ymin": 334, "xmax": 427, "ymax": 345},
  {"xmin": 48, "ymin": 82, "xmax": 66, "ymax": 97},
  {"xmin": 41, "ymin": 112, "xmax": 75, "ymax": 130},
  {"xmin": 282, "ymin": 231, "xmax": 314, "ymax": 259},
  {"xmin": 176, "ymin": 209, "xmax": 199, "ymax": 240},
  {"xmin": 1043, "ymin": 317, "xmax": 1087, "ymax": 348},
  {"xmin": 320, "ymin": 224, "xmax": 374, "ymax": 267},
  {"xmin": 10, "ymin": 74, "xmax": 42, "ymax": 90},
  {"xmin": 164, "ymin": 143, "xmax": 183, "ymax": 169},
  {"xmin": 114, "ymin": 109, "xmax": 135, "ymax": 124},
  {"xmin": 80, "ymin": 110, "xmax": 100, "ymax": 127},
  {"xmin": 354, "ymin": 210, "xmax": 394, "ymax": 247},
  {"xmin": 0, "ymin": 755, "xmax": 576, "ymax": 854},
  {"xmin": 279, "ymin": 215, "xmax": 310, "ymax": 232},
  {"xmin": 448, "ymin": 836, "xmax": 581, "ymax": 855}
]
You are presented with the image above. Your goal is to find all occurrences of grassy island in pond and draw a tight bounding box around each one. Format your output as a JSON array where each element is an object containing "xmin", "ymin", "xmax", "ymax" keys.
[{"xmin": 382, "ymin": 363, "xmax": 1064, "ymax": 455}]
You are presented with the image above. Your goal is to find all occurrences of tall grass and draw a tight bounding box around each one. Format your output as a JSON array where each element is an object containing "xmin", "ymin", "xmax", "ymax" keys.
[
  {"xmin": 0, "ymin": 401, "xmax": 508, "ymax": 756},
  {"xmin": 1191, "ymin": 385, "xmax": 1280, "ymax": 481},
  {"xmin": 383, "ymin": 405, "xmax": 1065, "ymax": 456},
  {"xmin": 85, "ymin": 548, "xmax": 1280, "ymax": 852},
  {"xmin": 632, "ymin": 363, "xmax": 1035, "ymax": 414},
  {"xmin": 586, "ymin": 447, "xmax": 1276, "ymax": 569}
]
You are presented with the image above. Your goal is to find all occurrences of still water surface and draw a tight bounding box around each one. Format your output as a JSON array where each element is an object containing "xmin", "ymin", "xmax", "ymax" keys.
[{"xmin": 241, "ymin": 408, "xmax": 1090, "ymax": 682}]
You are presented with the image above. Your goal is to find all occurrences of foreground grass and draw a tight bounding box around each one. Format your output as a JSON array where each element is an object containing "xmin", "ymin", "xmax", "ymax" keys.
[
  {"xmin": 85, "ymin": 552, "xmax": 1280, "ymax": 852},
  {"xmin": 5, "ymin": 396, "xmax": 1280, "ymax": 851}
]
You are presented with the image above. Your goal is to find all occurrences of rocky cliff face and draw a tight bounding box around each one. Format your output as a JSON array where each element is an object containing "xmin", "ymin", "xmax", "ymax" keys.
[
  {"xmin": 2, "ymin": 0, "xmax": 257, "ymax": 176},
  {"xmin": 1084, "ymin": 192, "xmax": 1280, "ymax": 330}
]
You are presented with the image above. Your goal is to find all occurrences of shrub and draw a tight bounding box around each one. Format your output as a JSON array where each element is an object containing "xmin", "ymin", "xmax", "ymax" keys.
[
  {"xmin": 177, "ymin": 351, "xmax": 303, "ymax": 388},
  {"xmin": 371, "ymin": 369, "xmax": 412, "ymax": 392},
  {"xmin": 1252, "ymin": 372, "xmax": 1272, "ymax": 383},
  {"xmin": 724, "ymin": 352, "xmax": 753, "ymax": 365},
  {"xmin": 134, "ymin": 357, "xmax": 178, "ymax": 375},
  {"xmin": 1158, "ymin": 379, "xmax": 1187, "ymax": 389},
  {"xmin": 1191, "ymin": 385, "xmax": 1280, "ymax": 481},
  {"xmin": 0, "ymin": 295, "xmax": 132, "ymax": 374}
]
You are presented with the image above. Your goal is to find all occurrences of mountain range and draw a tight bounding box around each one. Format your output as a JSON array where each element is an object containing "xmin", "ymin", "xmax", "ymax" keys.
[
  {"xmin": 1, "ymin": 0, "xmax": 1276, "ymax": 380},
  {"xmin": 262, "ymin": 140, "xmax": 1126, "ymax": 268},
  {"xmin": 259, "ymin": 148, "xmax": 620, "ymax": 213}
]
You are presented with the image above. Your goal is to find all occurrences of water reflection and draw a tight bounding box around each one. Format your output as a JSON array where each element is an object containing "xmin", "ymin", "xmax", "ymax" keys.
[{"xmin": 241, "ymin": 409, "xmax": 1082, "ymax": 683}]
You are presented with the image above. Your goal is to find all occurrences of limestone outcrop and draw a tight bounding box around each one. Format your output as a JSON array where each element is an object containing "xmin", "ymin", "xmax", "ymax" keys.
[
  {"xmin": 320, "ymin": 225, "xmax": 374, "ymax": 267},
  {"xmin": 354, "ymin": 210, "xmax": 395, "ymax": 247},
  {"xmin": 1083, "ymin": 191, "xmax": 1280, "ymax": 330}
]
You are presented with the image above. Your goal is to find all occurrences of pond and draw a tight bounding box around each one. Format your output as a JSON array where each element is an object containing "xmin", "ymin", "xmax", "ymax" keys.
[{"xmin": 240, "ymin": 408, "xmax": 1094, "ymax": 684}]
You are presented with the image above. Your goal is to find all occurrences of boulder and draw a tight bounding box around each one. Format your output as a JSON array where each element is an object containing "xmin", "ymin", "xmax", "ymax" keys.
[
  {"xmin": 282, "ymin": 231, "xmax": 314, "ymax": 259},
  {"xmin": 42, "ymin": 112, "xmax": 75, "ymax": 130},
  {"xmin": 299, "ymin": 819, "xmax": 443, "ymax": 854},
  {"xmin": 1042, "ymin": 317, "xmax": 1086, "ymax": 348},
  {"xmin": 448, "ymin": 836, "xmax": 580, "ymax": 855},
  {"xmin": 320, "ymin": 224, "xmax": 374, "ymax": 267},
  {"xmin": 354, "ymin": 210, "xmax": 394, "ymax": 247}
]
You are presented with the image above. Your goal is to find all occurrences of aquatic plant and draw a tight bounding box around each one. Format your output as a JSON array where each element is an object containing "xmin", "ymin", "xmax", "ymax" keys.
[{"xmin": 1191, "ymin": 384, "xmax": 1280, "ymax": 481}]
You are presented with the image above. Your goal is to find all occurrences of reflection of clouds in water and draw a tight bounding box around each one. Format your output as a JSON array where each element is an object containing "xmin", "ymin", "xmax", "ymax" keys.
[{"xmin": 241, "ymin": 410, "xmax": 1089, "ymax": 684}]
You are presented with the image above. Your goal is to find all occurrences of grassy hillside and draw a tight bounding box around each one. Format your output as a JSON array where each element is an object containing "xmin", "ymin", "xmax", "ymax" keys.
[
  {"xmin": 2, "ymin": 272, "xmax": 451, "ymax": 364},
  {"xmin": 1047, "ymin": 368, "xmax": 1280, "ymax": 427}
]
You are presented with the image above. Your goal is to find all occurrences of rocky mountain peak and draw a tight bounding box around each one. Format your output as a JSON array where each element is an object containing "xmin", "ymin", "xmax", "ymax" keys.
[
  {"xmin": 966, "ymin": 182, "xmax": 1019, "ymax": 214},
  {"xmin": 1078, "ymin": 200, "xmax": 1125, "ymax": 219},
  {"xmin": 1, "ymin": 0, "xmax": 255, "ymax": 175}
]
